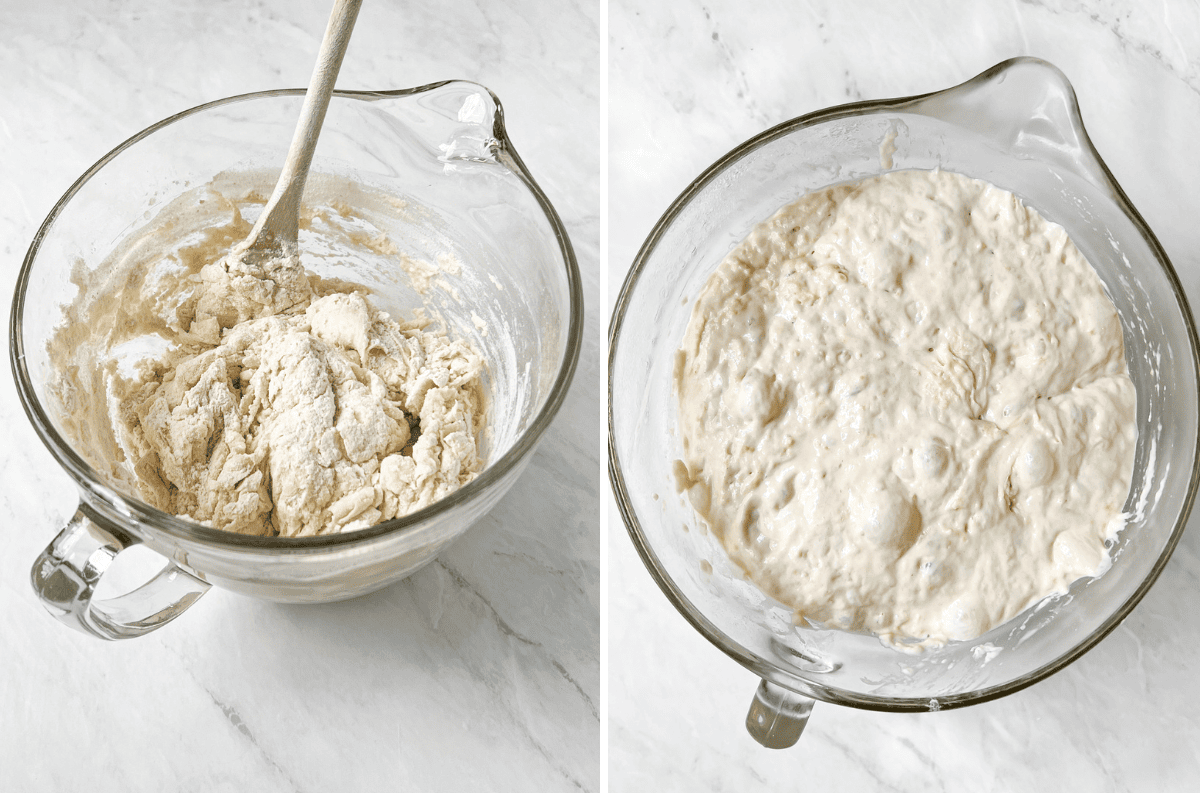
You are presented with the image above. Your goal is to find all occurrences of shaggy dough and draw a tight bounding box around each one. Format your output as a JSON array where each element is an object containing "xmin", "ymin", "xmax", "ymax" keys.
[
  {"xmin": 50, "ymin": 180, "xmax": 486, "ymax": 537},
  {"xmin": 675, "ymin": 170, "xmax": 1136, "ymax": 647}
]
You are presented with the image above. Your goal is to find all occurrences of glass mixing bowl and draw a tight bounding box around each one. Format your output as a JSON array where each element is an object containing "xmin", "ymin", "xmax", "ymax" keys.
[
  {"xmin": 609, "ymin": 58, "xmax": 1200, "ymax": 747},
  {"xmin": 13, "ymin": 81, "xmax": 582, "ymax": 639}
]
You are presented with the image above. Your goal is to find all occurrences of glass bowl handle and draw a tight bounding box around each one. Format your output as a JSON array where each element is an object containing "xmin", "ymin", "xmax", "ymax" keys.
[
  {"xmin": 745, "ymin": 679, "xmax": 815, "ymax": 749},
  {"xmin": 29, "ymin": 504, "xmax": 210, "ymax": 640}
]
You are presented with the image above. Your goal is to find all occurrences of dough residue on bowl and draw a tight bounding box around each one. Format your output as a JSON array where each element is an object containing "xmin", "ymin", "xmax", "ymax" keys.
[
  {"xmin": 674, "ymin": 169, "xmax": 1136, "ymax": 647},
  {"xmin": 47, "ymin": 177, "xmax": 486, "ymax": 537}
]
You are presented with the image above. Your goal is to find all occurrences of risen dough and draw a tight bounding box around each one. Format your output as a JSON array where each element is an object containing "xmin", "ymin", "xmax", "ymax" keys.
[{"xmin": 675, "ymin": 170, "xmax": 1136, "ymax": 647}]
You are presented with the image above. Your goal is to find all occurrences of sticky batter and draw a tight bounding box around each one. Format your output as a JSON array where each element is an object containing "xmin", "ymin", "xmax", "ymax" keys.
[
  {"xmin": 674, "ymin": 170, "xmax": 1136, "ymax": 647},
  {"xmin": 48, "ymin": 176, "xmax": 486, "ymax": 537}
]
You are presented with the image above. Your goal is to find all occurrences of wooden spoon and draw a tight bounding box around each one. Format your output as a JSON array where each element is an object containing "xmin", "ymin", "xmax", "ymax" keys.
[{"xmin": 232, "ymin": 0, "xmax": 363, "ymax": 266}]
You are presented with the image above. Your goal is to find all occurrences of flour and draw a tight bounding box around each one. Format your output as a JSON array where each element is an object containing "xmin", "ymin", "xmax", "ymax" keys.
[{"xmin": 675, "ymin": 170, "xmax": 1136, "ymax": 647}]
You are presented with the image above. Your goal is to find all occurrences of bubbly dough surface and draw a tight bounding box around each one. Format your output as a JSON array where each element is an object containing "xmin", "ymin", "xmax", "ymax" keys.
[{"xmin": 675, "ymin": 170, "xmax": 1136, "ymax": 646}]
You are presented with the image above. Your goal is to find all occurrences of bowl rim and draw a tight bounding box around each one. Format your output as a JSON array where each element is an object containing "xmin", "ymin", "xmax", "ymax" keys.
[
  {"xmin": 10, "ymin": 80, "xmax": 584, "ymax": 553},
  {"xmin": 607, "ymin": 57, "xmax": 1200, "ymax": 712}
]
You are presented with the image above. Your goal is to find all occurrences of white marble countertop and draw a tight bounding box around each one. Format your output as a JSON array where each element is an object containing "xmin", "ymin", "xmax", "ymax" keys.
[
  {"xmin": 0, "ymin": 0, "xmax": 598, "ymax": 790},
  {"xmin": 609, "ymin": 0, "xmax": 1200, "ymax": 789}
]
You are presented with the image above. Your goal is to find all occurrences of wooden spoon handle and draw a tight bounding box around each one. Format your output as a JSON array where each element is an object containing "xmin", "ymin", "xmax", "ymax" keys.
[{"xmin": 244, "ymin": 0, "xmax": 364, "ymax": 256}]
